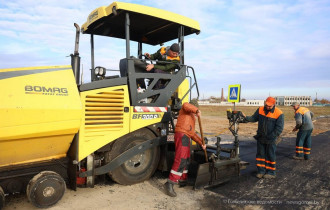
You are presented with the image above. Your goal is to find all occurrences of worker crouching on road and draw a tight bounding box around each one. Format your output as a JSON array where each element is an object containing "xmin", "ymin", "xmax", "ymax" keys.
[
  {"xmin": 164, "ymin": 102, "xmax": 206, "ymax": 197},
  {"xmin": 291, "ymin": 102, "xmax": 314, "ymax": 160},
  {"xmin": 242, "ymin": 97, "xmax": 284, "ymax": 179}
]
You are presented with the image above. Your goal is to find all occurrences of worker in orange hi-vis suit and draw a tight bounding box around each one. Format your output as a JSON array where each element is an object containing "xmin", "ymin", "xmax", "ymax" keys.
[
  {"xmin": 164, "ymin": 102, "xmax": 206, "ymax": 197},
  {"xmin": 291, "ymin": 102, "xmax": 314, "ymax": 160}
]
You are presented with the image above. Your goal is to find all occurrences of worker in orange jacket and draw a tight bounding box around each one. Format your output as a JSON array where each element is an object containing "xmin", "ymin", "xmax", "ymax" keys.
[
  {"xmin": 291, "ymin": 102, "xmax": 314, "ymax": 160},
  {"xmin": 242, "ymin": 97, "xmax": 284, "ymax": 179},
  {"xmin": 164, "ymin": 102, "xmax": 206, "ymax": 197},
  {"xmin": 144, "ymin": 43, "xmax": 180, "ymax": 73}
]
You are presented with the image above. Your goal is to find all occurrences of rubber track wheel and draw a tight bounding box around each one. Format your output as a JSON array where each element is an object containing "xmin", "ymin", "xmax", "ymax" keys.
[
  {"xmin": 26, "ymin": 171, "xmax": 66, "ymax": 208},
  {"xmin": 105, "ymin": 128, "xmax": 160, "ymax": 185}
]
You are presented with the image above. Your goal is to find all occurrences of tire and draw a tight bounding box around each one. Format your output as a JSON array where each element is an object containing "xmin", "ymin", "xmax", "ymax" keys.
[
  {"xmin": 105, "ymin": 128, "xmax": 160, "ymax": 185},
  {"xmin": 26, "ymin": 171, "xmax": 66, "ymax": 208},
  {"xmin": 0, "ymin": 186, "xmax": 4, "ymax": 210}
]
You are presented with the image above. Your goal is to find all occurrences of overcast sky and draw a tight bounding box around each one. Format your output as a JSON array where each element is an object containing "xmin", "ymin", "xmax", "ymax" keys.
[{"xmin": 1, "ymin": 0, "xmax": 329, "ymax": 100}]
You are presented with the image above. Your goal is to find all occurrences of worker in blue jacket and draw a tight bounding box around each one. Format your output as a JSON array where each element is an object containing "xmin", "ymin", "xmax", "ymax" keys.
[
  {"xmin": 242, "ymin": 97, "xmax": 284, "ymax": 179},
  {"xmin": 291, "ymin": 102, "xmax": 314, "ymax": 160}
]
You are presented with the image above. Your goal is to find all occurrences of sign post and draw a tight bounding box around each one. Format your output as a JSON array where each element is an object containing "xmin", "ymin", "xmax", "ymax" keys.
[
  {"xmin": 228, "ymin": 84, "xmax": 241, "ymax": 110},
  {"xmin": 228, "ymin": 84, "xmax": 241, "ymax": 157}
]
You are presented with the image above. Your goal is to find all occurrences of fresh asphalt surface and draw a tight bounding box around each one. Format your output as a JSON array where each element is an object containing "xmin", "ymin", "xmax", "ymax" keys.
[
  {"xmin": 3, "ymin": 132, "xmax": 329, "ymax": 209},
  {"xmin": 199, "ymin": 131, "xmax": 330, "ymax": 210}
]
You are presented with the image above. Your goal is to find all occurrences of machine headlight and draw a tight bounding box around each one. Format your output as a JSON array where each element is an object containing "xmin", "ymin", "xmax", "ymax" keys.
[
  {"xmin": 94, "ymin": 67, "xmax": 100, "ymax": 75},
  {"xmin": 99, "ymin": 68, "xmax": 104, "ymax": 76},
  {"xmin": 94, "ymin": 66, "xmax": 106, "ymax": 76}
]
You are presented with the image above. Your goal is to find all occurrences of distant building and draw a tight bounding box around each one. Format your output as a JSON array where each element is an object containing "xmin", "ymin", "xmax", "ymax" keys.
[
  {"xmin": 198, "ymin": 99, "xmax": 264, "ymax": 106},
  {"xmin": 199, "ymin": 97, "xmax": 313, "ymax": 107},
  {"xmin": 245, "ymin": 100, "xmax": 264, "ymax": 106},
  {"xmin": 274, "ymin": 96, "xmax": 312, "ymax": 106}
]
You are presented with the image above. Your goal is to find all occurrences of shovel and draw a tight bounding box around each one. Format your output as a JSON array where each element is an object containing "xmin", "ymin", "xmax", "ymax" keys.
[{"xmin": 198, "ymin": 115, "xmax": 208, "ymax": 162}]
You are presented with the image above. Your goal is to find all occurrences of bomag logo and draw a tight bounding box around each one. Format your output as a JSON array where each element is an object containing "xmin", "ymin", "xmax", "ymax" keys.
[
  {"xmin": 25, "ymin": 85, "xmax": 69, "ymax": 96},
  {"xmin": 132, "ymin": 114, "xmax": 161, "ymax": 120}
]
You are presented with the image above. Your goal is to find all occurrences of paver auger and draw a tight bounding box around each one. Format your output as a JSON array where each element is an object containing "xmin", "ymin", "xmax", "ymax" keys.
[{"xmin": 193, "ymin": 110, "xmax": 249, "ymax": 189}]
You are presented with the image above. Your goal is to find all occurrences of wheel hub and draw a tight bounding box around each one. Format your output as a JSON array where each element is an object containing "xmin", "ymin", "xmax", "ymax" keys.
[
  {"xmin": 123, "ymin": 145, "xmax": 152, "ymax": 174},
  {"xmin": 127, "ymin": 153, "xmax": 144, "ymax": 168},
  {"xmin": 43, "ymin": 186, "xmax": 55, "ymax": 197}
]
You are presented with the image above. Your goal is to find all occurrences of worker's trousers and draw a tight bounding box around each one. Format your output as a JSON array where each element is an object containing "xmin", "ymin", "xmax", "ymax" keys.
[
  {"xmin": 168, "ymin": 132, "xmax": 190, "ymax": 184},
  {"xmin": 256, "ymin": 141, "xmax": 277, "ymax": 175},
  {"xmin": 296, "ymin": 129, "xmax": 313, "ymax": 160}
]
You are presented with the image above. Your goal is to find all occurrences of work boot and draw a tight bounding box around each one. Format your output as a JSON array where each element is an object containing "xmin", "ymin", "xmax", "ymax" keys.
[
  {"xmin": 263, "ymin": 174, "xmax": 276, "ymax": 179},
  {"xmin": 164, "ymin": 182, "xmax": 177, "ymax": 197},
  {"xmin": 292, "ymin": 156, "xmax": 304, "ymax": 160},
  {"xmin": 256, "ymin": 173, "xmax": 264, "ymax": 179},
  {"xmin": 178, "ymin": 180, "xmax": 187, "ymax": 188}
]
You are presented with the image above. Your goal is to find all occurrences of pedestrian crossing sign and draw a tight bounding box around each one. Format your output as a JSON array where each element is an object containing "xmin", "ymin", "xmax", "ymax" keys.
[{"xmin": 228, "ymin": 84, "xmax": 241, "ymax": 102}]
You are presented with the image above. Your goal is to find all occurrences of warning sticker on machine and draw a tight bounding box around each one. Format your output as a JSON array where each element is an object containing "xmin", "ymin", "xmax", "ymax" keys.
[{"xmin": 132, "ymin": 114, "xmax": 161, "ymax": 120}]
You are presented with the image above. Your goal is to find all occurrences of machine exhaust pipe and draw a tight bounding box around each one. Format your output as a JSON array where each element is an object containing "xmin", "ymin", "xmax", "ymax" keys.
[
  {"xmin": 74, "ymin": 23, "xmax": 80, "ymax": 55},
  {"xmin": 71, "ymin": 23, "xmax": 81, "ymax": 85}
]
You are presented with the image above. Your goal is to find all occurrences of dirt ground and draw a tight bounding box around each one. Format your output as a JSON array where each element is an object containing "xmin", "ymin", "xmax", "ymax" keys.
[
  {"xmin": 3, "ymin": 117, "xmax": 330, "ymax": 210},
  {"xmin": 198, "ymin": 115, "xmax": 330, "ymax": 138}
]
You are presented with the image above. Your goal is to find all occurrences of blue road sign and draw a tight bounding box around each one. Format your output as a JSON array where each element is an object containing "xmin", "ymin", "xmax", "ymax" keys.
[
  {"xmin": 229, "ymin": 87, "xmax": 238, "ymax": 100},
  {"xmin": 228, "ymin": 84, "xmax": 241, "ymax": 102}
]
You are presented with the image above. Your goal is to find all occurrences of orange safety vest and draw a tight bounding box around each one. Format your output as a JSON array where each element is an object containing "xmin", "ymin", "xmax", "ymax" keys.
[
  {"xmin": 258, "ymin": 107, "xmax": 283, "ymax": 119},
  {"xmin": 295, "ymin": 107, "xmax": 309, "ymax": 115},
  {"xmin": 160, "ymin": 47, "xmax": 180, "ymax": 61}
]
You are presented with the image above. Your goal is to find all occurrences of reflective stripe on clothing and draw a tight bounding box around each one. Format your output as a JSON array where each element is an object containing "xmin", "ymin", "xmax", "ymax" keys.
[
  {"xmin": 265, "ymin": 159, "xmax": 276, "ymax": 171},
  {"xmin": 266, "ymin": 160, "xmax": 276, "ymax": 164},
  {"xmin": 303, "ymin": 147, "xmax": 311, "ymax": 155},
  {"xmin": 296, "ymin": 145, "xmax": 303, "ymax": 154},
  {"xmin": 256, "ymin": 158, "xmax": 265, "ymax": 168},
  {"xmin": 170, "ymin": 170, "xmax": 182, "ymax": 176},
  {"xmin": 256, "ymin": 158, "xmax": 265, "ymax": 161},
  {"xmin": 266, "ymin": 166, "xmax": 276, "ymax": 170}
]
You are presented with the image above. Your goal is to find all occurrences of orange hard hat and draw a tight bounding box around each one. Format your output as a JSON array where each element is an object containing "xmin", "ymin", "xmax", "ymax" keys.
[{"xmin": 265, "ymin": 97, "xmax": 276, "ymax": 106}]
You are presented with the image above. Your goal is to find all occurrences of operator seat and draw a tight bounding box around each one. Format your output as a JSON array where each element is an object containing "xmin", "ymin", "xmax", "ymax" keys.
[{"xmin": 119, "ymin": 58, "xmax": 128, "ymax": 77}]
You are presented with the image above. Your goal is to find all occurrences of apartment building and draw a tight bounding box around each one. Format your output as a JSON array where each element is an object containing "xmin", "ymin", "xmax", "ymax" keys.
[{"xmin": 274, "ymin": 96, "xmax": 312, "ymax": 106}]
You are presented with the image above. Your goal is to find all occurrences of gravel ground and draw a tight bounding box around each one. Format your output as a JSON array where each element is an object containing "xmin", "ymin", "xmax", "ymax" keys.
[{"xmin": 3, "ymin": 118, "xmax": 329, "ymax": 210}]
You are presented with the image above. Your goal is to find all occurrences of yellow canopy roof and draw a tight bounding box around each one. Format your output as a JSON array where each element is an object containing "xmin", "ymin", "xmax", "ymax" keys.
[{"xmin": 81, "ymin": 2, "xmax": 200, "ymax": 45}]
